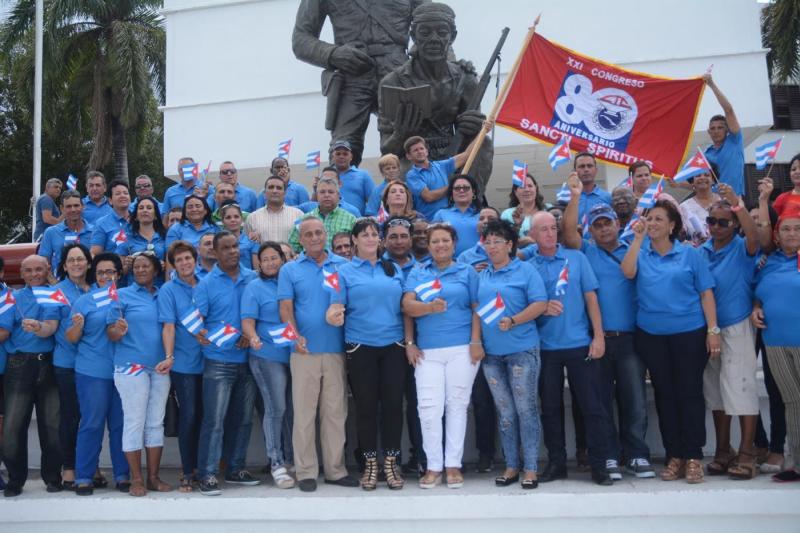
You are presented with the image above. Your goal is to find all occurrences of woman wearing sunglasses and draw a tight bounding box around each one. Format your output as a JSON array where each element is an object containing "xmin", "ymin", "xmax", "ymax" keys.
[{"xmin": 432, "ymin": 175, "xmax": 482, "ymax": 257}]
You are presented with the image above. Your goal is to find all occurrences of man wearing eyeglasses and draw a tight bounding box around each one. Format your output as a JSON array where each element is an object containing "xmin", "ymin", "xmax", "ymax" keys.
[
  {"xmin": 128, "ymin": 175, "xmax": 164, "ymax": 216},
  {"xmin": 245, "ymin": 176, "xmax": 303, "ymax": 244},
  {"xmin": 213, "ymin": 162, "xmax": 257, "ymax": 213}
]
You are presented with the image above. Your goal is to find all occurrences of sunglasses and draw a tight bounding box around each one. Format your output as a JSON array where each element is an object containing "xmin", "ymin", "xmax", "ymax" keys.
[
  {"xmin": 220, "ymin": 169, "xmax": 237, "ymax": 175},
  {"xmin": 385, "ymin": 218, "xmax": 411, "ymax": 229},
  {"xmin": 706, "ymin": 216, "xmax": 734, "ymax": 228},
  {"xmin": 452, "ymin": 185, "xmax": 472, "ymax": 192}
]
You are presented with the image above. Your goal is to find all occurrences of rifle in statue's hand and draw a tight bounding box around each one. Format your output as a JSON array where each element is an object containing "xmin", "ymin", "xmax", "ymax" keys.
[{"xmin": 446, "ymin": 27, "xmax": 510, "ymax": 157}]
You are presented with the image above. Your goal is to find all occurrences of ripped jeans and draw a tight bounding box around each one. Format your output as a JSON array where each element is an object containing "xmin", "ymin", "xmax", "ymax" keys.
[
  {"xmin": 415, "ymin": 345, "xmax": 479, "ymax": 471},
  {"xmin": 482, "ymin": 349, "xmax": 542, "ymax": 472}
]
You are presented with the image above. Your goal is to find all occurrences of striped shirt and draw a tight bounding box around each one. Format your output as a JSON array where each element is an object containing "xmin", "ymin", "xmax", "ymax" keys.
[
  {"xmin": 244, "ymin": 204, "xmax": 303, "ymax": 244},
  {"xmin": 288, "ymin": 206, "xmax": 356, "ymax": 252}
]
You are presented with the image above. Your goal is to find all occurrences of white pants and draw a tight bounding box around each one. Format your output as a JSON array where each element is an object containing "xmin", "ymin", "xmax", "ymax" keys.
[
  {"xmin": 703, "ymin": 318, "xmax": 759, "ymax": 416},
  {"xmin": 415, "ymin": 345, "xmax": 479, "ymax": 471}
]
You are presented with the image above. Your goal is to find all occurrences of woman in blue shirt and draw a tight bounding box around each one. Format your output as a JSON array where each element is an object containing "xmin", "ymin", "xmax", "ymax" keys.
[
  {"xmin": 241, "ymin": 242, "xmax": 295, "ymax": 490},
  {"xmin": 107, "ymin": 252, "xmax": 171, "ymax": 497},
  {"xmin": 477, "ymin": 220, "xmax": 547, "ymax": 489},
  {"xmin": 432, "ymin": 175, "xmax": 481, "ymax": 256},
  {"xmin": 66, "ymin": 253, "xmax": 129, "ymax": 495},
  {"xmin": 402, "ymin": 223, "xmax": 482, "ymax": 489},
  {"xmin": 752, "ymin": 210, "xmax": 800, "ymax": 482},
  {"xmin": 166, "ymin": 195, "xmax": 218, "ymax": 249},
  {"xmin": 622, "ymin": 199, "xmax": 720, "ymax": 484},
  {"xmin": 218, "ymin": 200, "xmax": 258, "ymax": 271},
  {"xmin": 117, "ymin": 197, "xmax": 166, "ymax": 281},
  {"xmin": 502, "ymin": 172, "xmax": 545, "ymax": 246},
  {"xmin": 53, "ymin": 243, "xmax": 92, "ymax": 490},
  {"xmin": 157, "ymin": 241, "xmax": 204, "ymax": 492},
  {"xmin": 326, "ymin": 218, "xmax": 408, "ymax": 490}
]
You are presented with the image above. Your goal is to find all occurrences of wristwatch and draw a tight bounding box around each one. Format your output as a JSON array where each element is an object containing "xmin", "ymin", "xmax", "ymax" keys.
[
  {"xmin": 508, "ymin": 316, "xmax": 517, "ymax": 328},
  {"xmin": 404, "ymin": 340, "xmax": 415, "ymax": 347},
  {"xmin": 165, "ymin": 354, "xmax": 174, "ymax": 360},
  {"xmin": 757, "ymin": 221, "xmax": 770, "ymax": 228},
  {"xmin": 707, "ymin": 326, "xmax": 721, "ymax": 335}
]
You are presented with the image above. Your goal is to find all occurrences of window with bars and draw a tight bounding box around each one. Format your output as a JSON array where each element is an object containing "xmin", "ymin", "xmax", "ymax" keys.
[
  {"xmin": 771, "ymin": 85, "xmax": 800, "ymax": 131},
  {"xmin": 744, "ymin": 163, "xmax": 792, "ymax": 208}
]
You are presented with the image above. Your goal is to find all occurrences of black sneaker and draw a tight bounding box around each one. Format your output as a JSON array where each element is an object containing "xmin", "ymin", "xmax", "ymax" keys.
[
  {"xmin": 46, "ymin": 481, "xmax": 63, "ymax": 493},
  {"xmin": 592, "ymin": 469, "xmax": 614, "ymax": 486},
  {"xmin": 605, "ymin": 459, "xmax": 623, "ymax": 481},
  {"xmin": 475, "ymin": 455, "xmax": 494, "ymax": 473},
  {"xmin": 199, "ymin": 476, "xmax": 222, "ymax": 496},
  {"xmin": 224, "ymin": 470, "xmax": 261, "ymax": 486},
  {"xmin": 3, "ymin": 484, "xmax": 22, "ymax": 498}
]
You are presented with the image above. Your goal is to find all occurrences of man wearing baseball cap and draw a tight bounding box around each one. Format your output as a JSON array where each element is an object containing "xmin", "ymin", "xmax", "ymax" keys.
[{"xmin": 330, "ymin": 140, "xmax": 374, "ymax": 216}]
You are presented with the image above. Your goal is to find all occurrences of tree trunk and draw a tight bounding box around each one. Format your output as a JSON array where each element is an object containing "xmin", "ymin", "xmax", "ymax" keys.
[{"xmin": 111, "ymin": 113, "xmax": 129, "ymax": 183}]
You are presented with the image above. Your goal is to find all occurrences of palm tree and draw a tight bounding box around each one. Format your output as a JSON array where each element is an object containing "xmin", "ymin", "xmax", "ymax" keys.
[
  {"xmin": 762, "ymin": 0, "xmax": 800, "ymax": 83},
  {"xmin": 1, "ymin": 0, "xmax": 165, "ymax": 182}
]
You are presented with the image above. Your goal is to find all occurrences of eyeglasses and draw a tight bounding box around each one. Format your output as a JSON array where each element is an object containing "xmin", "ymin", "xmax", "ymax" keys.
[
  {"xmin": 385, "ymin": 218, "xmax": 411, "ymax": 229},
  {"xmin": 452, "ymin": 185, "xmax": 472, "ymax": 192},
  {"xmin": 134, "ymin": 184, "xmax": 152, "ymax": 190},
  {"xmin": 483, "ymin": 239, "xmax": 508, "ymax": 247},
  {"xmin": 220, "ymin": 169, "xmax": 237, "ymax": 175},
  {"xmin": 95, "ymin": 269, "xmax": 117, "ymax": 278},
  {"xmin": 706, "ymin": 216, "xmax": 733, "ymax": 228},
  {"xmin": 65, "ymin": 257, "xmax": 88, "ymax": 264},
  {"xmin": 356, "ymin": 216, "xmax": 379, "ymax": 223}
]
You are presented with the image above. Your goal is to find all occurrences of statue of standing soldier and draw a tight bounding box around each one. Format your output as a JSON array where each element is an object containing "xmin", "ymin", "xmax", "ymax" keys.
[{"xmin": 292, "ymin": 0, "xmax": 428, "ymax": 166}]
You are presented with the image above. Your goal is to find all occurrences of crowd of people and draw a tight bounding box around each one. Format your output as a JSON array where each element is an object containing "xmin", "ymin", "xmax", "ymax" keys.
[{"xmin": 1, "ymin": 76, "xmax": 799, "ymax": 498}]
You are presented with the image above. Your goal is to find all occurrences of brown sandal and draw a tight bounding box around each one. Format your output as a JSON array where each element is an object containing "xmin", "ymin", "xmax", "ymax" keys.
[
  {"xmin": 661, "ymin": 458, "xmax": 685, "ymax": 481},
  {"xmin": 129, "ymin": 479, "xmax": 147, "ymax": 497},
  {"xmin": 728, "ymin": 451, "xmax": 758, "ymax": 480},
  {"xmin": 686, "ymin": 459, "xmax": 705, "ymax": 484},
  {"xmin": 178, "ymin": 475, "xmax": 193, "ymax": 493},
  {"xmin": 146, "ymin": 477, "xmax": 173, "ymax": 492},
  {"xmin": 706, "ymin": 449, "xmax": 737, "ymax": 476}
]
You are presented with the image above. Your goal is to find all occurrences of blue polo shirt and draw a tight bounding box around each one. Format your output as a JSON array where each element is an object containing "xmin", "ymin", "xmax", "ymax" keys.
[
  {"xmin": 34, "ymin": 194, "xmax": 60, "ymax": 240},
  {"xmin": 432, "ymin": 206, "xmax": 479, "ymax": 256},
  {"xmin": 194, "ymin": 265, "xmax": 257, "ymax": 363},
  {"xmin": 404, "ymin": 261, "xmax": 478, "ymax": 350},
  {"xmin": 755, "ymin": 250, "xmax": 800, "ymax": 346},
  {"xmin": 107, "ymin": 283, "xmax": 164, "ymax": 368},
  {"xmin": 115, "ymin": 231, "xmax": 166, "ymax": 260},
  {"xmin": 331, "ymin": 257, "xmax": 404, "ymax": 346},
  {"xmin": 277, "ymin": 251, "xmax": 347, "ymax": 354},
  {"xmin": 129, "ymin": 197, "xmax": 164, "ymax": 216},
  {"xmin": 383, "ymin": 252, "xmax": 420, "ymax": 281},
  {"xmin": 91, "ymin": 211, "xmax": 131, "ymax": 252},
  {"xmin": 339, "ymin": 166, "xmax": 375, "ymax": 215},
  {"xmin": 581, "ymin": 240, "xmax": 636, "ymax": 332},
  {"xmin": 258, "ymin": 181, "xmax": 310, "ymax": 208},
  {"xmin": 478, "ymin": 259, "xmax": 547, "ymax": 356},
  {"xmin": 162, "ymin": 181, "xmax": 214, "ymax": 214},
  {"xmin": 297, "ymin": 200, "xmax": 361, "ymax": 218},
  {"xmin": 237, "ymin": 232, "xmax": 259, "ymax": 271},
  {"xmin": 0, "ymin": 286, "xmax": 61, "ymax": 354},
  {"xmin": 158, "ymin": 276, "xmax": 203, "ymax": 374},
  {"xmin": 705, "ymin": 130, "xmax": 744, "ymax": 196},
  {"xmin": 72, "ymin": 286, "xmax": 115, "ymax": 379},
  {"xmin": 701, "ymin": 236, "xmax": 756, "ymax": 328},
  {"xmin": 578, "ymin": 187, "xmax": 613, "ymax": 223},
  {"xmin": 457, "ymin": 243, "xmax": 488, "ymax": 267},
  {"xmin": 365, "ymin": 181, "xmax": 389, "ymax": 216},
  {"xmin": 196, "ymin": 264, "xmax": 213, "ymax": 280},
  {"xmin": 634, "ymin": 240, "xmax": 715, "ymax": 335},
  {"xmin": 53, "ymin": 279, "xmax": 89, "ymax": 369},
  {"xmin": 526, "ymin": 245, "xmax": 599, "ymax": 350},
  {"xmin": 406, "ymin": 158, "xmax": 456, "ymax": 221},
  {"xmin": 166, "ymin": 220, "xmax": 218, "ymax": 248},
  {"xmin": 82, "ymin": 196, "xmax": 113, "ymax": 225},
  {"xmin": 39, "ymin": 220, "xmax": 94, "ymax": 272},
  {"xmin": 233, "ymin": 183, "xmax": 257, "ymax": 213},
  {"xmin": 241, "ymin": 277, "xmax": 291, "ymax": 363}
]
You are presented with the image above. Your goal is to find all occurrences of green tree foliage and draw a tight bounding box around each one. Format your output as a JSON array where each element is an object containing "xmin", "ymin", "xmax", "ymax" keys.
[{"xmin": 762, "ymin": 0, "xmax": 800, "ymax": 82}]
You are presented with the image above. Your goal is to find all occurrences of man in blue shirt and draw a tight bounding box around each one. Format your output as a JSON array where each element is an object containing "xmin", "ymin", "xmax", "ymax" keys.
[
  {"xmin": 162, "ymin": 157, "xmax": 214, "ymax": 223},
  {"xmin": 562, "ymin": 176, "xmax": 654, "ymax": 479},
  {"xmin": 215, "ymin": 161, "xmax": 257, "ymax": 212},
  {"xmin": 0, "ymin": 255, "xmax": 62, "ymax": 496},
  {"xmin": 34, "ymin": 178, "xmax": 63, "ymax": 241},
  {"xmin": 330, "ymin": 140, "xmax": 374, "ymax": 215},
  {"xmin": 193, "ymin": 231, "xmax": 258, "ymax": 496},
  {"xmin": 90, "ymin": 180, "xmax": 132, "ymax": 256},
  {"xmin": 81, "ymin": 171, "xmax": 113, "ymax": 225},
  {"xmin": 702, "ymin": 74, "xmax": 744, "ymax": 196},
  {"xmin": 571, "ymin": 152, "xmax": 612, "ymax": 223},
  {"xmin": 256, "ymin": 157, "xmax": 310, "ymax": 208},
  {"xmin": 128, "ymin": 175, "xmax": 164, "ymax": 216},
  {"xmin": 525, "ymin": 211, "xmax": 614, "ymax": 486},
  {"xmin": 39, "ymin": 190, "xmax": 94, "ymax": 273},
  {"xmin": 278, "ymin": 217, "xmax": 357, "ymax": 492}
]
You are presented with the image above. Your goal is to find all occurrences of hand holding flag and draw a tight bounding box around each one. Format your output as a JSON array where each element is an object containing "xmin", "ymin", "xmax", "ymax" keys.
[
  {"xmin": 512, "ymin": 160, "xmax": 528, "ymax": 187},
  {"xmin": 181, "ymin": 163, "xmax": 199, "ymax": 182},
  {"xmin": 414, "ymin": 278, "xmax": 442, "ymax": 303},
  {"xmin": 322, "ymin": 268, "xmax": 341, "ymax": 292},
  {"xmin": 637, "ymin": 178, "xmax": 664, "ymax": 210},
  {"xmin": 269, "ymin": 322, "xmax": 298, "ymax": 345},
  {"xmin": 207, "ymin": 322, "xmax": 240, "ymax": 348},
  {"xmin": 672, "ymin": 148, "xmax": 712, "ymax": 183}
]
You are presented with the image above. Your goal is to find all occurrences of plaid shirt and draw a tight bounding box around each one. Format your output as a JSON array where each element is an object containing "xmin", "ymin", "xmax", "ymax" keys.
[{"xmin": 288, "ymin": 206, "xmax": 356, "ymax": 252}]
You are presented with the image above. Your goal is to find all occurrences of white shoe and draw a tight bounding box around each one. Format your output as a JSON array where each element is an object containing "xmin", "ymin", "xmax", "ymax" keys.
[{"xmin": 272, "ymin": 466, "xmax": 296, "ymax": 489}]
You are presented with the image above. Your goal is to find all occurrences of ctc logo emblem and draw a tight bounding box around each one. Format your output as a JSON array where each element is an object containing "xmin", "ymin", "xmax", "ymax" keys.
[{"xmin": 554, "ymin": 74, "xmax": 638, "ymax": 141}]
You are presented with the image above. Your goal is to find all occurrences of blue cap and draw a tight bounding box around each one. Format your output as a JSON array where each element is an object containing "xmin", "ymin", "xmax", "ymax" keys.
[{"xmin": 588, "ymin": 203, "xmax": 617, "ymax": 225}]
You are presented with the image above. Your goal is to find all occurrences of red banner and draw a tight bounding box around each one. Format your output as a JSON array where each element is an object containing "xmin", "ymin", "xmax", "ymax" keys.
[{"xmin": 496, "ymin": 33, "xmax": 705, "ymax": 176}]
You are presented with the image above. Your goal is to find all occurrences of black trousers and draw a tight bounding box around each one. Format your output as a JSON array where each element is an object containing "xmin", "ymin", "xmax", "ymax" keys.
[
  {"xmin": 635, "ymin": 326, "xmax": 708, "ymax": 460},
  {"xmin": 471, "ymin": 365, "xmax": 496, "ymax": 458},
  {"xmin": 54, "ymin": 367, "xmax": 79, "ymax": 471},
  {"xmin": 3, "ymin": 353, "xmax": 62, "ymax": 487},
  {"xmin": 347, "ymin": 342, "xmax": 407, "ymax": 455}
]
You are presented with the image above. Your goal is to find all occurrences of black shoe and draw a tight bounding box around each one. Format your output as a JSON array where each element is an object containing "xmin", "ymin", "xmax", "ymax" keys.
[
  {"xmin": 224, "ymin": 470, "xmax": 261, "ymax": 486},
  {"xmin": 495, "ymin": 473, "xmax": 520, "ymax": 486},
  {"xmin": 475, "ymin": 454, "xmax": 494, "ymax": 473},
  {"xmin": 62, "ymin": 480, "xmax": 76, "ymax": 492},
  {"xmin": 116, "ymin": 481, "xmax": 131, "ymax": 493},
  {"xmin": 75, "ymin": 484, "xmax": 94, "ymax": 496},
  {"xmin": 46, "ymin": 482, "xmax": 63, "ymax": 493},
  {"xmin": 199, "ymin": 476, "xmax": 222, "ymax": 496},
  {"xmin": 4, "ymin": 485, "xmax": 22, "ymax": 497},
  {"xmin": 521, "ymin": 477, "xmax": 539, "ymax": 490},
  {"xmin": 298, "ymin": 478, "xmax": 317, "ymax": 492},
  {"xmin": 324, "ymin": 474, "xmax": 359, "ymax": 487},
  {"xmin": 592, "ymin": 469, "xmax": 614, "ymax": 486},
  {"xmin": 538, "ymin": 463, "xmax": 568, "ymax": 483}
]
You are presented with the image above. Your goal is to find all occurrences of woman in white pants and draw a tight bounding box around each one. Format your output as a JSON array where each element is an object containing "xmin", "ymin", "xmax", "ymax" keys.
[{"xmin": 402, "ymin": 222, "xmax": 483, "ymax": 489}]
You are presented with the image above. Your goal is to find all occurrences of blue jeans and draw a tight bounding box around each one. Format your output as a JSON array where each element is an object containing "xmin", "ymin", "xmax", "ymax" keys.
[
  {"xmin": 249, "ymin": 357, "xmax": 292, "ymax": 467},
  {"xmin": 600, "ymin": 335, "xmax": 651, "ymax": 461},
  {"xmin": 54, "ymin": 367, "xmax": 79, "ymax": 470},
  {"xmin": 75, "ymin": 373, "xmax": 128, "ymax": 485},
  {"xmin": 171, "ymin": 371, "xmax": 203, "ymax": 477},
  {"xmin": 198, "ymin": 359, "xmax": 256, "ymax": 478},
  {"xmin": 483, "ymin": 349, "xmax": 542, "ymax": 471}
]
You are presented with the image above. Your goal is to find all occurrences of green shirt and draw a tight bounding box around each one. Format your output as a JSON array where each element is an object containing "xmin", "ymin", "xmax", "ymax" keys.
[{"xmin": 289, "ymin": 207, "xmax": 356, "ymax": 252}]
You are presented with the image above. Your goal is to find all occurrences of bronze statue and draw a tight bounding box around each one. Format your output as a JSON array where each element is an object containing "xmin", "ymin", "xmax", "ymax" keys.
[
  {"xmin": 377, "ymin": 3, "xmax": 494, "ymax": 192},
  {"xmin": 292, "ymin": 0, "xmax": 428, "ymax": 166}
]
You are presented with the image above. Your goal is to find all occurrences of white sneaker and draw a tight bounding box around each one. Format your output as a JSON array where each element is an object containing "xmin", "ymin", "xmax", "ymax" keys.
[
  {"xmin": 272, "ymin": 466, "xmax": 296, "ymax": 489},
  {"xmin": 606, "ymin": 459, "xmax": 622, "ymax": 480}
]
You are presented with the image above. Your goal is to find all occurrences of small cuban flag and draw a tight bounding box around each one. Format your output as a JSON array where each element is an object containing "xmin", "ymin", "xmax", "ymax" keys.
[
  {"xmin": 269, "ymin": 322, "xmax": 298, "ymax": 345},
  {"xmin": 672, "ymin": 148, "xmax": 711, "ymax": 183},
  {"xmin": 180, "ymin": 308, "xmax": 204, "ymax": 335},
  {"xmin": 0, "ymin": 290, "xmax": 16, "ymax": 316},
  {"xmin": 620, "ymin": 213, "xmax": 640, "ymax": 240},
  {"xmin": 637, "ymin": 178, "xmax": 664, "ymax": 210},
  {"xmin": 414, "ymin": 278, "xmax": 442, "ymax": 302},
  {"xmin": 92, "ymin": 282, "xmax": 119, "ymax": 308},
  {"xmin": 548, "ymin": 135, "xmax": 571, "ymax": 171},
  {"xmin": 512, "ymin": 160, "xmax": 527, "ymax": 188},
  {"xmin": 278, "ymin": 139, "xmax": 293, "ymax": 159},
  {"xmin": 66, "ymin": 174, "xmax": 78, "ymax": 190},
  {"xmin": 197, "ymin": 160, "xmax": 212, "ymax": 186},
  {"xmin": 322, "ymin": 268, "xmax": 341, "ymax": 292},
  {"xmin": 580, "ymin": 213, "xmax": 590, "ymax": 238},
  {"xmin": 620, "ymin": 175, "xmax": 633, "ymax": 189},
  {"xmin": 306, "ymin": 150, "xmax": 321, "ymax": 170},
  {"xmin": 477, "ymin": 292, "xmax": 505, "ymax": 326},
  {"xmin": 556, "ymin": 182, "xmax": 571, "ymax": 204},
  {"xmin": 181, "ymin": 162, "xmax": 199, "ymax": 181},
  {"xmin": 207, "ymin": 322, "xmax": 240, "ymax": 348},
  {"xmin": 554, "ymin": 260, "xmax": 569, "ymax": 297},
  {"xmin": 116, "ymin": 363, "xmax": 146, "ymax": 376},
  {"xmin": 376, "ymin": 203, "xmax": 389, "ymax": 223},
  {"xmin": 754, "ymin": 138, "xmax": 783, "ymax": 171},
  {"xmin": 112, "ymin": 228, "xmax": 127, "ymax": 244},
  {"xmin": 33, "ymin": 287, "xmax": 70, "ymax": 306}
]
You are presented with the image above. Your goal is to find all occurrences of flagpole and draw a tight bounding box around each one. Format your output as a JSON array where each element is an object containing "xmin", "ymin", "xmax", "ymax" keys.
[
  {"xmin": 31, "ymin": 0, "xmax": 44, "ymax": 243},
  {"xmin": 462, "ymin": 14, "xmax": 542, "ymax": 175}
]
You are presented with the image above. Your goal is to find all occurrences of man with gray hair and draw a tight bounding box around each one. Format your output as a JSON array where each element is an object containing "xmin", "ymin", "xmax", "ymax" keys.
[
  {"xmin": 288, "ymin": 176, "xmax": 356, "ymax": 252},
  {"xmin": 129, "ymin": 175, "xmax": 164, "ymax": 216},
  {"xmin": 34, "ymin": 178, "xmax": 64, "ymax": 241}
]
